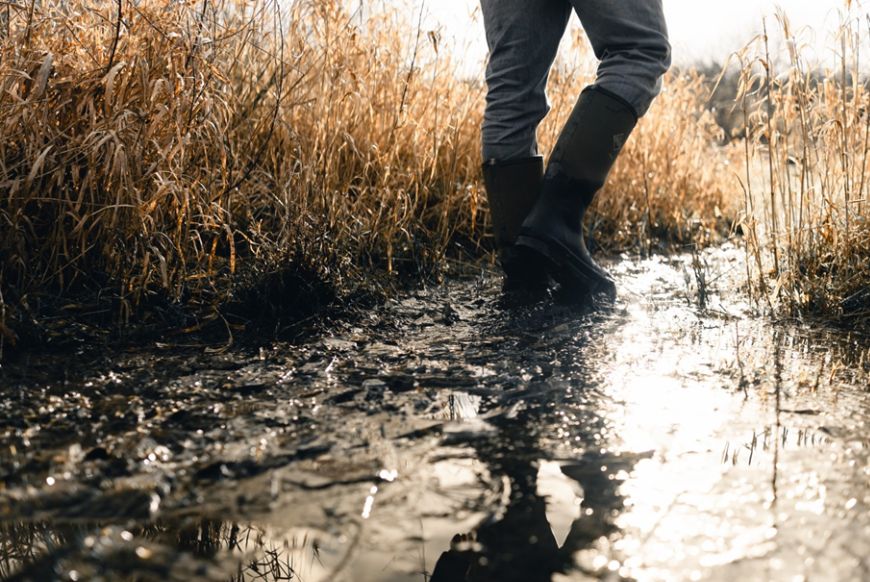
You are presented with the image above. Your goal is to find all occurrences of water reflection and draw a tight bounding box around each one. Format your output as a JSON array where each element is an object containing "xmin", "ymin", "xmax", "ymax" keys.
[
  {"xmin": 426, "ymin": 303, "xmax": 641, "ymax": 581},
  {"xmin": 426, "ymin": 250, "xmax": 868, "ymax": 581}
]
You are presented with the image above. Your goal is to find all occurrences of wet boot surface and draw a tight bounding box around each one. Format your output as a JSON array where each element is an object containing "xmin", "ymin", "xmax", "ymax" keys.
[
  {"xmin": 1, "ymin": 245, "xmax": 868, "ymax": 581},
  {"xmin": 512, "ymin": 87, "xmax": 638, "ymax": 298}
]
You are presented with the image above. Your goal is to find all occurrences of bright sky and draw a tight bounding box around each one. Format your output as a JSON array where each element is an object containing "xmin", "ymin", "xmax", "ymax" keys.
[{"xmin": 418, "ymin": 0, "xmax": 864, "ymax": 70}]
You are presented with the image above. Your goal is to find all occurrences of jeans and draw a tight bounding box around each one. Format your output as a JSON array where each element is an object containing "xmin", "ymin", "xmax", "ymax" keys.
[{"xmin": 480, "ymin": 0, "xmax": 671, "ymax": 162}]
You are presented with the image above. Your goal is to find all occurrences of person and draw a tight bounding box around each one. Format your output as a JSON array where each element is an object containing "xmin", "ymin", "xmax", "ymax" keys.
[{"xmin": 480, "ymin": 0, "xmax": 671, "ymax": 297}]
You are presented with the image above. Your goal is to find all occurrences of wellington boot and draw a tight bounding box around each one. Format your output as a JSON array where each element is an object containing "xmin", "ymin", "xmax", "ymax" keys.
[
  {"xmin": 482, "ymin": 156, "xmax": 548, "ymax": 286},
  {"xmin": 514, "ymin": 86, "xmax": 638, "ymax": 299}
]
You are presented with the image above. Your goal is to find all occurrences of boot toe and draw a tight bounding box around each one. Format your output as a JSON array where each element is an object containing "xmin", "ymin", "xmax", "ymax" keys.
[{"xmin": 514, "ymin": 229, "xmax": 617, "ymax": 300}]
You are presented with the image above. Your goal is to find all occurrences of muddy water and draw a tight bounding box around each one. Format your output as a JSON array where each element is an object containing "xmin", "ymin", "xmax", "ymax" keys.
[{"xmin": 1, "ymin": 244, "xmax": 867, "ymax": 582}]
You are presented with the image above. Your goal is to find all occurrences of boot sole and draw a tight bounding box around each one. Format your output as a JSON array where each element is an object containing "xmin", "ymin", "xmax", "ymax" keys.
[{"xmin": 514, "ymin": 232, "xmax": 616, "ymax": 299}]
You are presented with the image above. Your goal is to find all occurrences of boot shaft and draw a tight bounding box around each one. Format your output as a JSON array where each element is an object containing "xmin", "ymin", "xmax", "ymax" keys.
[
  {"xmin": 509, "ymin": 86, "xmax": 636, "ymax": 297},
  {"xmin": 546, "ymin": 85, "xmax": 638, "ymax": 200},
  {"xmin": 482, "ymin": 156, "xmax": 544, "ymax": 250}
]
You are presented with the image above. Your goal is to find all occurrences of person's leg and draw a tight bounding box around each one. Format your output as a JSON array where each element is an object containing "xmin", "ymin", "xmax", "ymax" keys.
[
  {"xmin": 480, "ymin": 0, "xmax": 572, "ymax": 162},
  {"xmin": 571, "ymin": 0, "xmax": 671, "ymax": 118},
  {"xmin": 480, "ymin": 0, "xmax": 571, "ymax": 281},
  {"xmin": 512, "ymin": 0, "xmax": 670, "ymax": 297}
]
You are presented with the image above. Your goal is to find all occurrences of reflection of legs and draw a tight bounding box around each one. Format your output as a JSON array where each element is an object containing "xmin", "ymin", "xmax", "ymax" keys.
[
  {"xmin": 476, "ymin": 492, "xmax": 560, "ymax": 582},
  {"xmin": 430, "ymin": 408, "xmax": 562, "ymax": 582},
  {"xmin": 431, "ymin": 466, "xmax": 561, "ymax": 582},
  {"xmin": 480, "ymin": 0, "xmax": 570, "ymax": 277},
  {"xmin": 559, "ymin": 453, "xmax": 629, "ymax": 556},
  {"xmin": 430, "ymin": 532, "xmax": 477, "ymax": 582},
  {"xmin": 512, "ymin": 0, "xmax": 670, "ymax": 296}
]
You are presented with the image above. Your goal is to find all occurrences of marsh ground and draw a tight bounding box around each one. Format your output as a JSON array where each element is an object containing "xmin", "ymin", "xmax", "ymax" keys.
[{"xmin": 1, "ymin": 246, "xmax": 867, "ymax": 581}]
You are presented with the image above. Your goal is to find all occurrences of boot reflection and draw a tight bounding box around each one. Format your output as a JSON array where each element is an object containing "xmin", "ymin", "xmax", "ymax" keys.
[
  {"xmin": 430, "ymin": 443, "xmax": 643, "ymax": 581},
  {"xmin": 431, "ymin": 440, "xmax": 562, "ymax": 582},
  {"xmin": 431, "ymin": 490, "xmax": 560, "ymax": 582}
]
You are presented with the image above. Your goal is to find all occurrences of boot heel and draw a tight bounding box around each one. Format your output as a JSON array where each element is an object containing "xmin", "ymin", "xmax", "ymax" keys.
[{"xmin": 502, "ymin": 241, "xmax": 554, "ymax": 285}]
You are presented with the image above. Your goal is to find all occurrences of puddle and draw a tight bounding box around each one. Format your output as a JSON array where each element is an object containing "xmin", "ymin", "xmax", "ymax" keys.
[{"xmin": 1, "ymin": 244, "xmax": 867, "ymax": 581}]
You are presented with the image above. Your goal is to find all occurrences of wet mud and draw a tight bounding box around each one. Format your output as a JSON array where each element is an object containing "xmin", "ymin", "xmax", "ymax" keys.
[{"xmin": 1, "ymin": 244, "xmax": 868, "ymax": 581}]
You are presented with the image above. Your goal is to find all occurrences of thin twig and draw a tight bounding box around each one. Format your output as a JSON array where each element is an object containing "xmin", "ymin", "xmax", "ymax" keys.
[{"xmin": 106, "ymin": 0, "xmax": 122, "ymax": 75}]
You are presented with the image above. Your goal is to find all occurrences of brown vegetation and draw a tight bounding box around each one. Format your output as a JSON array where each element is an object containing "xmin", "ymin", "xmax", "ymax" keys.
[
  {"xmin": 0, "ymin": 0, "xmax": 484, "ymax": 342},
  {"xmin": 3, "ymin": 0, "xmax": 865, "ymax": 347},
  {"xmin": 0, "ymin": 0, "xmax": 733, "ymax": 346},
  {"xmin": 736, "ymin": 11, "xmax": 870, "ymax": 323}
]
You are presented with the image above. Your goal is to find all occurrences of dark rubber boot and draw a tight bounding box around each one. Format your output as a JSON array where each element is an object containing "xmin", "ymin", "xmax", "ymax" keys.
[
  {"xmin": 514, "ymin": 86, "xmax": 638, "ymax": 299},
  {"xmin": 482, "ymin": 156, "xmax": 548, "ymax": 286}
]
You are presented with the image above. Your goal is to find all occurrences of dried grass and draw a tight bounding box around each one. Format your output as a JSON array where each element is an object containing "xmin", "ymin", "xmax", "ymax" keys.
[
  {"xmin": 0, "ymin": 0, "xmax": 735, "ymax": 345},
  {"xmin": 735, "ymin": 9, "xmax": 870, "ymax": 324}
]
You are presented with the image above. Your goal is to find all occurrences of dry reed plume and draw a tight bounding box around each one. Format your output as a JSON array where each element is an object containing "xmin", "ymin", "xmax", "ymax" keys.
[
  {"xmin": 735, "ymin": 9, "xmax": 870, "ymax": 324},
  {"xmin": 0, "ymin": 0, "xmax": 735, "ymax": 346}
]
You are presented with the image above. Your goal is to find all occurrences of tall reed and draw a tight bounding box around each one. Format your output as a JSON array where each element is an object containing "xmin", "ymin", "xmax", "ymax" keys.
[
  {"xmin": 0, "ymin": 0, "xmax": 485, "ymax": 340},
  {"xmin": 736, "ymin": 9, "xmax": 870, "ymax": 322}
]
